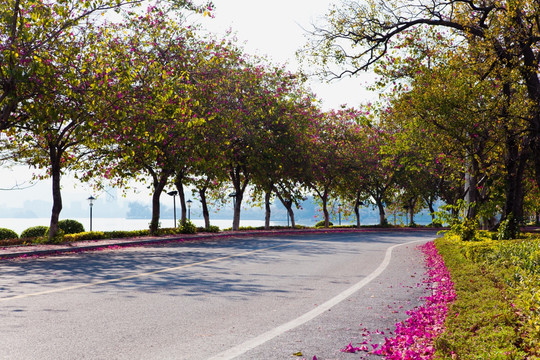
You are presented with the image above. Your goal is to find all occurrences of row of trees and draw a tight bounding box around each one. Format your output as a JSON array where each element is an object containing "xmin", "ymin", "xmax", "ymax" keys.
[
  {"xmin": 305, "ymin": 0, "xmax": 540, "ymax": 239},
  {"xmin": 2, "ymin": 0, "xmax": 538, "ymax": 241}
]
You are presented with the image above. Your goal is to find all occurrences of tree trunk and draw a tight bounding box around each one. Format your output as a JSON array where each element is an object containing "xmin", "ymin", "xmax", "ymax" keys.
[
  {"xmin": 150, "ymin": 172, "xmax": 170, "ymax": 234},
  {"xmin": 48, "ymin": 149, "xmax": 63, "ymax": 242},
  {"xmin": 408, "ymin": 198, "xmax": 416, "ymax": 225},
  {"xmin": 232, "ymin": 191, "xmax": 243, "ymax": 231},
  {"xmin": 264, "ymin": 191, "xmax": 271, "ymax": 229},
  {"xmin": 499, "ymin": 81, "xmax": 528, "ymax": 239},
  {"xmin": 501, "ymin": 136, "xmax": 527, "ymax": 239},
  {"xmin": 275, "ymin": 191, "xmax": 295, "ymax": 228},
  {"xmin": 464, "ymin": 155, "xmax": 480, "ymax": 220},
  {"xmin": 322, "ymin": 191, "xmax": 330, "ymax": 227},
  {"xmin": 375, "ymin": 198, "xmax": 386, "ymax": 225},
  {"xmin": 174, "ymin": 173, "xmax": 187, "ymax": 225},
  {"xmin": 288, "ymin": 207, "xmax": 296, "ymax": 228},
  {"xmin": 230, "ymin": 165, "xmax": 249, "ymax": 231},
  {"xmin": 199, "ymin": 186, "xmax": 210, "ymax": 229},
  {"xmin": 428, "ymin": 203, "xmax": 436, "ymax": 222},
  {"xmin": 354, "ymin": 190, "xmax": 362, "ymax": 228}
]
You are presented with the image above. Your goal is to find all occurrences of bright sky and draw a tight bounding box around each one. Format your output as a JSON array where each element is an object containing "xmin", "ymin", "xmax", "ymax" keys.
[
  {"xmin": 0, "ymin": 0, "xmax": 377, "ymax": 213},
  {"xmin": 196, "ymin": 0, "xmax": 377, "ymax": 110}
]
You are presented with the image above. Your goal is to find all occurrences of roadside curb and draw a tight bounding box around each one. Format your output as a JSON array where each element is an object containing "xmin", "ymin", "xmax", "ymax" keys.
[{"xmin": 0, "ymin": 227, "xmax": 443, "ymax": 260}]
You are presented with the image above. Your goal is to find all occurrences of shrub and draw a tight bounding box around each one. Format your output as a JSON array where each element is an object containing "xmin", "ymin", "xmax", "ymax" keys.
[
  {"xmin": 21, "ymin": 225, "xmax": 49, "ymax": 239},
  {"xmin": 315, "ymin": 220, "xmax": 333, "ymax": 227},
  {"xmin": 203, "ymin": 225, "xmax": 220, "ymax": 233},
  {"xmin": 58, "ymin": 219, "xmax": 85, "ymax": 234},
  {"xmin": 0, "ymin": 228, "xmax": 18, "ymax": 240},
  {"xmin": 45, "ymin": 228, "xmax": 65, "ymax": 244},
  {"xmin": 497, "ymin": 214, "xmax": 521, "ymax": 240},
  {"xmin": 106, "ymin": 230, "xmax": 150, "ymax": 238},
  {"xmin": 64, "ymin": 231, "xmax": 107, "ymax": 242},
  {"xmin": 179, "ymin": 220, "xmax": 197, "ymax": 234}
]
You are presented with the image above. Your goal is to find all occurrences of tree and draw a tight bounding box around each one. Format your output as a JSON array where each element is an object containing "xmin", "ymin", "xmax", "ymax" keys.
[
  {"xmin": 247, "ymin": 69, "xmax": 315, "ymax": 229},
  {"xmin": 303, "ymin": 108, "xmax": 365, "ymax": 228},
  {"xmin": 0, "ymin": 0, "xmax": 149, "ymax": 131},
  {"xmin": 307, "ymin": 0, "xmax": 539, "ymax": 237},
  {"xmin": 3, "ymin": 24, "xmax": 114, "ymax": 241},
  {"xmin": 93, "ymin": 7, "xmax": 201, "ymax": 234}
]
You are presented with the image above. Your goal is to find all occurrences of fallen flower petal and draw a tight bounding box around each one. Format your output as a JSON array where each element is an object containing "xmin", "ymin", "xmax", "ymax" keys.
[{"xmin": 340, "ymin": 342, "xmax": 363, "ymax": 353}]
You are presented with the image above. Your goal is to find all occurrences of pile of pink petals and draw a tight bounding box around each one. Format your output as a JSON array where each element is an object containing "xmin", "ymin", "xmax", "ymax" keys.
[{"xmin": 341, "ymin": 241, "xmax": 456, "ymax": 359}]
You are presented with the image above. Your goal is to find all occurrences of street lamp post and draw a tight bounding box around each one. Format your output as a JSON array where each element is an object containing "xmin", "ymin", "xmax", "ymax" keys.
[
  {"xmin": 87, "ymin": 196, "xmax": 96, "ymax": 231},
  {"xmin": 167, "ymin": 191, "xmax": 178, "ymax": 228},
  {"xmin": 229, "ymin": 192, "xmax": 236, "ymax": 208},
  {"xmin": 229, "ymin": 192, "xmax": 237, "ymax": 229},
  {"xmin": 187, "ymin": 199, "xmax": 192, "ymax": 220}
]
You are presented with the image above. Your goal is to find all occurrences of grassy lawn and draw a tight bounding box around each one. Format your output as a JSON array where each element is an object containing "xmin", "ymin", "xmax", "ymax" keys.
[{"xmin": 434, "ymin": 234, "xmax": 540, "ymax": 359}]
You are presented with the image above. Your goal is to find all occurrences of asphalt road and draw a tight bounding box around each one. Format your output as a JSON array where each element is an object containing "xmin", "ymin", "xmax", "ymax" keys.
[{"xmin": 0, "ymin": 231, "xmax": 437, "ymax": 360}]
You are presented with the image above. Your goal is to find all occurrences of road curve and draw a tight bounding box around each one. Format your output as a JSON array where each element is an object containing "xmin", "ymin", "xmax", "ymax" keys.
[{"xmin": 0, "ymin": 231, "xmax": 436, "ymax": 359}]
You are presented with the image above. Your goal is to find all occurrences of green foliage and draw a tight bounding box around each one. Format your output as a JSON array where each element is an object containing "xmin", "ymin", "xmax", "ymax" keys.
[
  {"xmin": 64, "ymin": 231, "xmax": 107, "ymax": 242},
  {"xmin": 315, "ymin": 220, "xmax": 333, "ymax": 227},
  {"xmin": 435, "ymin": 201, "xmax": 487, "ymax": 241},
  {"xmin": 21, "ymin": 226, "xmax": 49, "ymax": 239},
  {"xmin": 452, "ymin": 217, "xmax": 481, "ymax": 241},
  {"xmin": 58, "ymin": 219, "xmax": 85, "ymax": 234},
  {"xmin": 105, "ymin": 230, "xmax": 150, "ymax": 238},
  {"xmin": 202, "ymin": 225, "xmax": 220, "ymax": 233},
  {"xmin": 0, "ymin": 237, "xmax": 26, "ymax": 246},
  {"xmin": 471, "ymin": 237, "xmax": 540, "ymax": 355},
  {"xmin": 0, "ymin": 228, "xmax": 18, "ymax": 240},
  {"xmin": 498, "ymin": 214, "xmax": 521, "ymax": 240},
  {"xmin": 434, "ymin": 236, "xmax": 529, "ymax": 359},
  {"xmin": 45, "ymin": 228, "xmax": 65, "ymax": 244},
  {"xmin": 154, "ymin": 228, "xmax": 180, "ymax": 236},
  {"xmin": 179, "ymin": 220, "xmax": 197, "ymax": 234}
]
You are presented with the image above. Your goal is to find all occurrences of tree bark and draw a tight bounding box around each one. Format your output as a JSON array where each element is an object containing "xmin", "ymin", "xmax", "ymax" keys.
[
  {"xmin": 48, "ymin": 147, "xmax": 63, "ymax": 242},
  {"xmin": 375, "ymin": 198, "xmax": 386, "ymax": 225},
  {"xmin": 499, "ymin": 82, "xmax": 528, "ymax": 239},
  {"xmin": 354, "ymin": 190, "xmax": 362, "ymax": 228},
  {"xmin": 149, "ymin": 171, "xmax": 171, "ymax": 234},
  {"xmin": 199, "ymin": 186, "xmax": 210, "ymax": 229},
  {"xmin": 322, "ymin": 191, "xmax": 330, "ymax": 227},
  {"xmin": 275, "ymin": 191, "xmax": 295, "ymax": 228},
  {"xmin": 174, "ymin": 172, "xmax": 187, "ymax": 225},
  {"xmin": 501, "ymin": 134, "xmax": 527, "ymax": 239},
  {"xmin": 264, "ymin": 191, "xmax": 271, "ymax": 229},
  {"xmin": 230, "ymin": 165, "xmax": 249, "ymax": 231},
  {"xmin": 427, "ymin": 198, "xmax": 436, "ymax": 222}
]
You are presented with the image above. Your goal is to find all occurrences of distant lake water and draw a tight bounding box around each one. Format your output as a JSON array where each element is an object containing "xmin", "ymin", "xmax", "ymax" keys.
[{"xmin": 0, "ymin": 218, "xmax": 321, "ymax": 235}]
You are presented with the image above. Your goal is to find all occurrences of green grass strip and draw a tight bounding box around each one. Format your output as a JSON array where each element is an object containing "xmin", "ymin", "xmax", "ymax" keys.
[{"xmin": 434, "ymin": 236, "xmax": 530, "ymax": 360}]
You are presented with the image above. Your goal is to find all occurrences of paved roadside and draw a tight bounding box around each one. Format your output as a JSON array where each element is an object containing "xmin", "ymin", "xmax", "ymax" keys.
[
  {"xmin": 0, "ymin": 227, "xmax": 443, "ymax": 260},
  {"xmin": 0, "ymin": 231, "xmax": 435, "ymax": 360}
]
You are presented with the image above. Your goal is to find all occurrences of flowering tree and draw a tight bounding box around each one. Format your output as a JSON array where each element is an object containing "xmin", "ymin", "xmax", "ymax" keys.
[
  {"xmin": 247, "ymin": 69, "xmax": 316, "ymax": 229},
  {"xmin": 2, "ymin": 24, "xmax": 117, "ymax": 240},
  {"xmin": 307, "ymin": 0, "xmax": 540, "ymax": 237},
  {"xmin": 303, "ymin": 108, "xmax": 367, "ymax": 227},
  {"xmin": 0, "ymin": 0, "xmax": 142, "ymax": 131},
  {"xmin": 96, "ymin": 8, "xmax": 207, "ymax": 234}
]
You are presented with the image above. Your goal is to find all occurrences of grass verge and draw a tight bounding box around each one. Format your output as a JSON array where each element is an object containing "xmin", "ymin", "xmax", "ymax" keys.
[{"xmin": 434, "ymin": 235, "xmax": 539, "ymax": 359}]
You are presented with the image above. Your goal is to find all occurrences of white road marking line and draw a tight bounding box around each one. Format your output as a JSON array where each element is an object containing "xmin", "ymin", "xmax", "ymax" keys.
[{"xmin": 207, "ymin": 238, "xmax": 429, "ymax": 360}]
